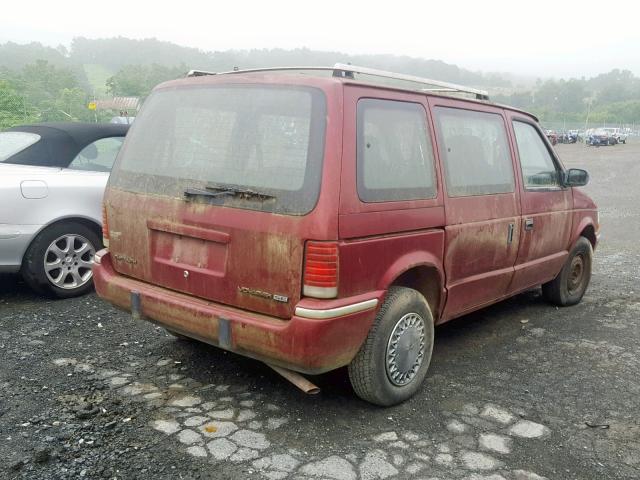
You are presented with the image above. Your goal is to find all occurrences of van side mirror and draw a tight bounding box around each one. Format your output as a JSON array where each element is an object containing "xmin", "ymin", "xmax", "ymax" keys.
[{"xmin": 563, "ymin": 168, "xmax": 589, "ymax": 187}]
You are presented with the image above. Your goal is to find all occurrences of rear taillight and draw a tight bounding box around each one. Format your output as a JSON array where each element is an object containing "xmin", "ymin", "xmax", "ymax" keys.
[
  {"xmin": 303, "ymin": 241, "xmax": 339, "ymax": 299},
  {"xmin": 102, "ymin": 202, "xmax": 110, "ymax": 248}
]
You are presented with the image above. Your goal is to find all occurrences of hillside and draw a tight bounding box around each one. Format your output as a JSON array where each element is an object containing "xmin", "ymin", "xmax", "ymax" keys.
[
  {"xmin": 0, "ymin": 37, "xmax": 638, "ymax": 127},
  {"xmin": 0, "ymin": 37, "xmax": 513, "ymax": 90}
]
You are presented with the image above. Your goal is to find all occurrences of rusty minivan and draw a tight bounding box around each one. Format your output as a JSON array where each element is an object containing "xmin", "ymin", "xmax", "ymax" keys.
[{"xmin": 93, "ymin": 64, "xmax": 598, "ymax": 406}]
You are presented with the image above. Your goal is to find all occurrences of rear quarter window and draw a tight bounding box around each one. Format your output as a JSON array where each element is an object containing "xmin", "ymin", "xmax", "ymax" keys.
[
  {"xmin": 0, "ymin": 132, "xmax": 41, "ymax": 162},
  {"xmin": 68, "ymin": 137, "xmax": 125, "ymax": 172},
  {"xmin": 357, "ymin": 99, "xmax": 436, "ymax": 202}
]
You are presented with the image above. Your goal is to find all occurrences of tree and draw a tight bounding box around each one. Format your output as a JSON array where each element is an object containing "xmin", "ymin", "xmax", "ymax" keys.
[
  {"xmin": 0, "ymin": 80, "xmax": 36, "ymax": 128},
  {"xmin": 0, "ymin": 61, "xmax": 92, "ymax": 126},
  {"xmin": 106, "ymin": 63, "xmax": 187, "ymax": 98}
]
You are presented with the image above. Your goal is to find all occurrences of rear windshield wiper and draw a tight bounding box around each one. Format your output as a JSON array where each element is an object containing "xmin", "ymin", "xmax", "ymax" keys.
[
  {"xmin": 204, "ymin": 184, "xmax": 276, "ymax": 200},
  {"xmin": 184, "ymin": 185, "xmax": 275, "ymax": 201},
  {"xmin": 184, "ymin": 187, "xmax": 234, "ymax": 198}
]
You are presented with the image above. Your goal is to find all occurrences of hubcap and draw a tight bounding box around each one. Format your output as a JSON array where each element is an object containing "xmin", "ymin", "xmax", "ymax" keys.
[
  {"xmin": 567, "ymin": 254, "xmax": 585, "ymax": 294},
  {"xmin": 44, "ymin": 234, "xmax": 96, "ymax": 290},
  {"xmin": 386, "ymin": 312, "xmax": 426, "ymax": 386}
]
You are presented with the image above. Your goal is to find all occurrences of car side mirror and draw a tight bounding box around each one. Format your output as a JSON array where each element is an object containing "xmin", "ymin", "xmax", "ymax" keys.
[{"xmin": 563, "ymin": 168, "xmax": 589, "ymax": 187}]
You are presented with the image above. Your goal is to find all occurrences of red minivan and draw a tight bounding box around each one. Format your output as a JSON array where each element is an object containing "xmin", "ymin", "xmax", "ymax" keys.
[{"xmin": 93, "ymin": 65, "xmax": 598, "ymax": 406}]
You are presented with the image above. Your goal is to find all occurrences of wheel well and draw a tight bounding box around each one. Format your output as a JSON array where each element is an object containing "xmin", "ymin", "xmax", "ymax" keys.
[
  {"xmin": 390, "ymin": 266, "xmax": 442, "ymax": 320},
  {"xmin": 28, "ymin": 217, "xmax": 103, "ymax": 253},
  {"xmin": 580, "ymin": 225, "xmax": 596, "ymax": 248}
]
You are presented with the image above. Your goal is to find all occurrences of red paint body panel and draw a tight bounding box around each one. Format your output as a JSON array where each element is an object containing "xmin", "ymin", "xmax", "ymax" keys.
[
  {"xmin": 427, "ymin": 97, "xmax": 523, "ymax": 320},
  {"xmin": 336, "ymin": 84, "xmax": 446, "ymax": 319},
  {"xmin": 505, "ymin": 112, "xmax": 576, "ymax": 294},
  {"xmin": 570, "ymin": 188, "xmax": 599, "ymax": 248},
  {"xmin": 338, "ymin": 231, "xmax": 445, "ymax": 298},
  {"xmin": 94, "ymin": 251, "xmax": 379, "ymax": 374}
]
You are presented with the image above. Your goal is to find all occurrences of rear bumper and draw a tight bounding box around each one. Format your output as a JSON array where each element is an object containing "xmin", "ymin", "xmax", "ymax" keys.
[{"xmin": 93, "ymin": 250, "xmax": 382, "ymax": 374}]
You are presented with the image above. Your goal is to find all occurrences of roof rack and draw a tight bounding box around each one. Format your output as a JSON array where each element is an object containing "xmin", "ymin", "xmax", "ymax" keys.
[{"xmin": 186, "ymin": 64, "xmax": 490, "ymax": 101}]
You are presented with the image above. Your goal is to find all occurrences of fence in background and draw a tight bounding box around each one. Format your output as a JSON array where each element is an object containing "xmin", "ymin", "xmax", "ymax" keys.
[
  {"xmin": 0, "ymin": 93, "xmax": 34, "ymax": 129},
  {"xmin": 540, "ymin": 119, "xmax": 639, "ymax": 134}
]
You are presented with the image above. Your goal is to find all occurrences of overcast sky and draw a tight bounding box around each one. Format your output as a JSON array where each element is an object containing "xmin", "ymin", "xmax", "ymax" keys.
[{"xmin": 2, "ymin": 0, "xmax": 638, "ymax": 78}]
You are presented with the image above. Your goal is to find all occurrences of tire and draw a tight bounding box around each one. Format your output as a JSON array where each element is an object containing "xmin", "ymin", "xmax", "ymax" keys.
[
  {"xmin": 21, "ymin": 222, "xmax": 102, "ymax": 298},
  {"xmin": 542, "ymin": 237, "xmax": 593, "ymax": 306},
  {"xmin": 348, "ymin": 287, "xmax": 434, "ymax": 406}
]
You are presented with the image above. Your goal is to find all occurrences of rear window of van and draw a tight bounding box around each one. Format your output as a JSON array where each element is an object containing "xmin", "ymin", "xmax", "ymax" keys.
[{"xmin": 110, "ymin": 85, "xmax": 326, "ymax": 215}]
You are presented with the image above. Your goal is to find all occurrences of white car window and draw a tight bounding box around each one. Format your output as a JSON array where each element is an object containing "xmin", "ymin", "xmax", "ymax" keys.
[
  {"xmin": 67, "ymin": 137, "xmax": 125, "ymax": 172},
  {"xmin": 0, "ymin": 132, "xmax": 41, "ymax": 162}
]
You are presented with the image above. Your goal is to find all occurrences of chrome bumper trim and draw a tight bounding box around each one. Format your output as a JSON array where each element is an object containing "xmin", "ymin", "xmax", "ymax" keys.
[{"xmin": 295, "ymin": 298, "xmax": 379, "ymax": 320}]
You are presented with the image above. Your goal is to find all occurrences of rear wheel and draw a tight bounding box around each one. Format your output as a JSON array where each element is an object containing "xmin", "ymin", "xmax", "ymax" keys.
[
  {"xmin": 21, "ymin": 222, "xmax": 101, "ymax": 298},
  {"xmin": 348, "ymin": 287, "xmax": 434, "ymax": 406},
  {"xmin": 542, "ymin": 237, "xmax": 593, "ymax": 306}
]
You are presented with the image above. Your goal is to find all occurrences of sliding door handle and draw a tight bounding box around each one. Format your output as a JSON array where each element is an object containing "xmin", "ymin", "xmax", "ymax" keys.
[
  {"xmin": 524, "ymin": 218, "xmax": 534, "ymax": 231},
  {"xmin": 507, "ymin": 223, "xmax": 515, "ymax": 244}
]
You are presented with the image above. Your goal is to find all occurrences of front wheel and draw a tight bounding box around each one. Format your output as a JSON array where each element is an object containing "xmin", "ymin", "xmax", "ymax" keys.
[
  {"xmin": 348, "ymin": 287, "xmax": 434, "ymax": 406},
  {"xmin": 21, "ymin": 222, "xmax": 101, "ymax": 298},
  {"xmin": 542, "ymin": 237, "xmax": 593, "ymax": 306}
]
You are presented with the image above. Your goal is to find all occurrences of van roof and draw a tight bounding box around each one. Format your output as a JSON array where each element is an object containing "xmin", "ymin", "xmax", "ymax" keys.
[{"xmin": 157, "ymin": 64, "xmax": 538, "ymax": 122}]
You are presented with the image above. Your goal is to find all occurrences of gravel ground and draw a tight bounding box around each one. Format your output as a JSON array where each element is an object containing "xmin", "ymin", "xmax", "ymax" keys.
[{"xmin": 1, "ymin": 140, "xmax": 639, "ymax": 480}]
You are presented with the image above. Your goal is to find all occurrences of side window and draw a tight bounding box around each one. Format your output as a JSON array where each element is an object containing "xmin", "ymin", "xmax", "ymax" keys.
[
  {"xmin": 68, "ymin": 137, "xmax": 125, "ymax": 172},
  {"xmin": 0, "ymin": 132, "xmax": 41, "ymax": 162},
  {"xmin": 357, "ymin": 99, "xmax": 436, "ymax": 202},
  {"xmin": 434, "ymin": 107, "xmax": 514, "ymax": 197},
  {"xmin": 512, "ymin": 121, "xmax": 560, "ymax": 188}
]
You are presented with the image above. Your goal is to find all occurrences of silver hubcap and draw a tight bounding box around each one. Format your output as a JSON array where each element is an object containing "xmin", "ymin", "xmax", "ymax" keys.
[
  {"xmin": 44, "ymin": 234, "xmax": 95, "ymax": 290},
  {"xmin": 386, "ymin": 312, "xmax": 426, "ymax": 386}
]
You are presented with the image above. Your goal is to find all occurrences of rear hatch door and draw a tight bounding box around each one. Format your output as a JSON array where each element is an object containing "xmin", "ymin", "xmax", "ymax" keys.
[{"xmin": 106, "ymin": 83, "xmax": 328, "ymax": 318}]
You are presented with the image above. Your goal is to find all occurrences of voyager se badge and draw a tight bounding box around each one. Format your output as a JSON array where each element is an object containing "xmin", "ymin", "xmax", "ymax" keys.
[
  {"xmin": 238, "ymin": 286, "xmax": 289, "ymax": 303},
  {"xmin": 113, "ymin": 253, "xmax": 138, "ymax": 265}
]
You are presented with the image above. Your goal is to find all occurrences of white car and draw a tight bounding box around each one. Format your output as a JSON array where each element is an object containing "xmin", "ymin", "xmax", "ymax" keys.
[
  {"xmin": 0, "ymin": 123, "xmax": 129, "ymax": 297},
  {"xmin": 602, "ymin": 127, "xmax": 627, "ymax": 144}
]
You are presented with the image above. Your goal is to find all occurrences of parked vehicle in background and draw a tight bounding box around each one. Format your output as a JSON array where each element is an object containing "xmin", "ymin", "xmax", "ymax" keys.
[
  {"xmin": 110, "ymin": 116, "xmax": 136, "ymax": 125},
  {"xmin": 0, "ymin": 122, "xmax": 129, "ymax": 297},
  {"xmin": 587, "ymin": 128, "xmax": 613, "ymax": 146},
  {"xmin": 603, "ymin": 127, "xmax": 627, "ymax": 144},
  {"xmin": 544, "ymin": 129, "xmax": 558, "ymax": 145},
  {"xmin": 577, "ymin": 130, "xmax": 589, "ymax": 143},
  {"xmin": 562, "ymin": 130, "xmax": 579, "ymax": 143},
  {"xmin": 94, "ymin": 65, "xmax": 598, "ymax": 406}
]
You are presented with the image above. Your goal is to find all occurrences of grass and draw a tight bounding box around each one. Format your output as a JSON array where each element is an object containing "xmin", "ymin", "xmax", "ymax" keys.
[{"xmin": 83, "ymin": 64, "xmax": 114, "ymax": 96}]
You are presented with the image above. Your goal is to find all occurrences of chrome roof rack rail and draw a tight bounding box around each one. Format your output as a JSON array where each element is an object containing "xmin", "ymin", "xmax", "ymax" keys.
[
  {"xmin": 187, "ymin": 66, "xmax": 336, "ymax": 77},
  {"xmin": 186, "ymin": 64, "xmax": 490, "ymax": 100},
  {"xmin": 332, "ymin": 63, "xmax": 490, "ymax": 100},
  {"xmin": 186, "ymin": 69, "xmax": 217, "ymax": 77}
]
